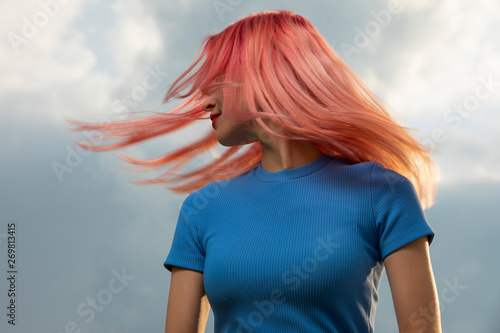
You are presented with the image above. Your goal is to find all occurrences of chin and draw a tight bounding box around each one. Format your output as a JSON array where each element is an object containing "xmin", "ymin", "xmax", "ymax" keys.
[{"xmin": 217, "ymin": 135, "xmax": 258, "ymax": 147}]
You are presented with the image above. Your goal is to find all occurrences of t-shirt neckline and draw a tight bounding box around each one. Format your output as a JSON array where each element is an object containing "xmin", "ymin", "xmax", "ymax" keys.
[{"xmin": 253, "ymin": 153, "xmax": 332, "ymax": 182}]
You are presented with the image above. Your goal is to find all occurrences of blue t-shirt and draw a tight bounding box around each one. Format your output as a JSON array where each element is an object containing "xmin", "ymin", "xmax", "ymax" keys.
[{"xmin": 164, "ymin": 153, "xmax": 434, "ymax": 332}]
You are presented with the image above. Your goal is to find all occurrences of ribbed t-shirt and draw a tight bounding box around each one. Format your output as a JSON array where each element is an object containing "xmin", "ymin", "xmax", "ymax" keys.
[{"xmin": 164, "ymin": 153, "xmax": 435, "ymax": 332}]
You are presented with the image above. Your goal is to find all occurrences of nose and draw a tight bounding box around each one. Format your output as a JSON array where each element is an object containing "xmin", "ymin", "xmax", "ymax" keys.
[{"xmin": 202, "ymin": 95, "xmax": 216, "ymax": 112}]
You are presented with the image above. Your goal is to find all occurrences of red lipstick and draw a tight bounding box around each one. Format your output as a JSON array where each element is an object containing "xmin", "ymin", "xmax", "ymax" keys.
[{"xmin": 211, "ymin": 114, "xmax": 220, "ymax": 129}]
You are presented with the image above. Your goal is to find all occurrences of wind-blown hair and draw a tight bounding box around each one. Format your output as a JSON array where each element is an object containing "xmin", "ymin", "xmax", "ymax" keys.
[{"xmin": 68, "ymin": 9, "xmax": 438, "ymax": 208}]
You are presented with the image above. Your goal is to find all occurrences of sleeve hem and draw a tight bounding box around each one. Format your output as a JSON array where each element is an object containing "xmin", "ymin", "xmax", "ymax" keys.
[
  {"xmin": 381, "ymin": 228, "xmax": 435, "ymax": 262},
  {"xmin": 164, "ymin": 257, "xmax": 204, "ymax": 274}
]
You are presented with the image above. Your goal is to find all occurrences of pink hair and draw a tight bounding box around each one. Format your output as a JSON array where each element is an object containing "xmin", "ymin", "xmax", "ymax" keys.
[{"xmin": 67, "ymin": 9, "xmax": 438, "ymax": 208}]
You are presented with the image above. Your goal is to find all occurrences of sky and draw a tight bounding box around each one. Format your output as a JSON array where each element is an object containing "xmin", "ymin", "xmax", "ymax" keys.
[{"xmin": 0, "ymin": 0, "xmax": 499, "ymax": 332}]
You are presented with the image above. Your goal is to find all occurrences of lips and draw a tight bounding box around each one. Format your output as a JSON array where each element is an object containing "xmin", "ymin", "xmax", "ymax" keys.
[
  {"xmin": 211, "ymin": 114, "xmax": 221, "ymax": 128},
  {"xmin": 210, "ymin": 113, "xmax": 221, "ymax": 121}
]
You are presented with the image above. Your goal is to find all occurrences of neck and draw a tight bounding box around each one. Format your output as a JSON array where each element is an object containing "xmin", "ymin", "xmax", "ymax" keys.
[{"xmin": 258, "ymin": 129, "xmax": 323, "ymax": 173}]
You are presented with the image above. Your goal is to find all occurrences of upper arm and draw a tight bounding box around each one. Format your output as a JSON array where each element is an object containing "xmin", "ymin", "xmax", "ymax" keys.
[
  {"xmin": 384, "ymin": 236, "xmax": 442, "ymax": 333},
  {"xmin": 165, "ymin": 266, "xmax": 210, "ymax": 333}
]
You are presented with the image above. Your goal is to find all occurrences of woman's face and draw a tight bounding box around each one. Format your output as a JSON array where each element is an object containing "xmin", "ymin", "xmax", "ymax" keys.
[{"xmin": 202, "ymin": 89, "xmax": 260, "ymax": 147}]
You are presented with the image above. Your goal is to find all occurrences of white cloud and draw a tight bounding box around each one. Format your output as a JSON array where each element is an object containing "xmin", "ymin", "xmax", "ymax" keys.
[
  {"xmin": 107, "ymin": 1, "xmax": 164, "ymax": 74},
  {"xmin": 349, "ymin": 0, "xmax": 500, "ymax": 185},
  {"xmin": 365, "ymin": 0, "xmax": 500, "ymax": 121},
  {"xmin": 0, "ymin": 2, "xmax": 499, "ymax": 332},
  {"xmin": 0, "ymin": 0, "xmax": 170, "ymax": 125},
  {"xmin": 1, "ymin": 0, "xmax": 91, "ymax": 90},
  {"xmin": 431, "ymin": 122, "xmax": 500, "ymax": 185}
]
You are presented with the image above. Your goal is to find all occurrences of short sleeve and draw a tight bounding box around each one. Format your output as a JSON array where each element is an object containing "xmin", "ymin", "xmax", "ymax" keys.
[
  {"xmin": 164, "ymin": 194, "xmax": 205, "ymax": 273},
  {"xmin": 370, "ymin": 162, "xmax": 435, "ymax": 262}
]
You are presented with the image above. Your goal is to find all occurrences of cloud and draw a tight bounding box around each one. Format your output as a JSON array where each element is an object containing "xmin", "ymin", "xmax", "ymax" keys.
[
  {"xmin": 331, "ymin": 0, "xmax": 500, "ymax": 185},
  {"xmin": 0, "ymin": 0, "xmax": 169, "ymax": 125},
  {"xmin": 106, "ymin": 1, "xmax": 164, "ymax": 74},
  {"xmin": 1, "ymin": 1, "xmax": 499, "ymax": 332},
  {"xmin": 355, "ymin": 0, "xmax": 500, "ymax": 119}
]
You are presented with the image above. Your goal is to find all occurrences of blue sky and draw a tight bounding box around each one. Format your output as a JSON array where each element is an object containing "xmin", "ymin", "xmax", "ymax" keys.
[{"xmin": 1, "ymin": 0, "xmax": 499, "ymax": 332}]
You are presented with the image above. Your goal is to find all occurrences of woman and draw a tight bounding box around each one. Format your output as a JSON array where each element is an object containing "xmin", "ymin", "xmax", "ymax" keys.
[{"xmin": 69, "ymin": 9, "xmax": 442, "ymax": 333}]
